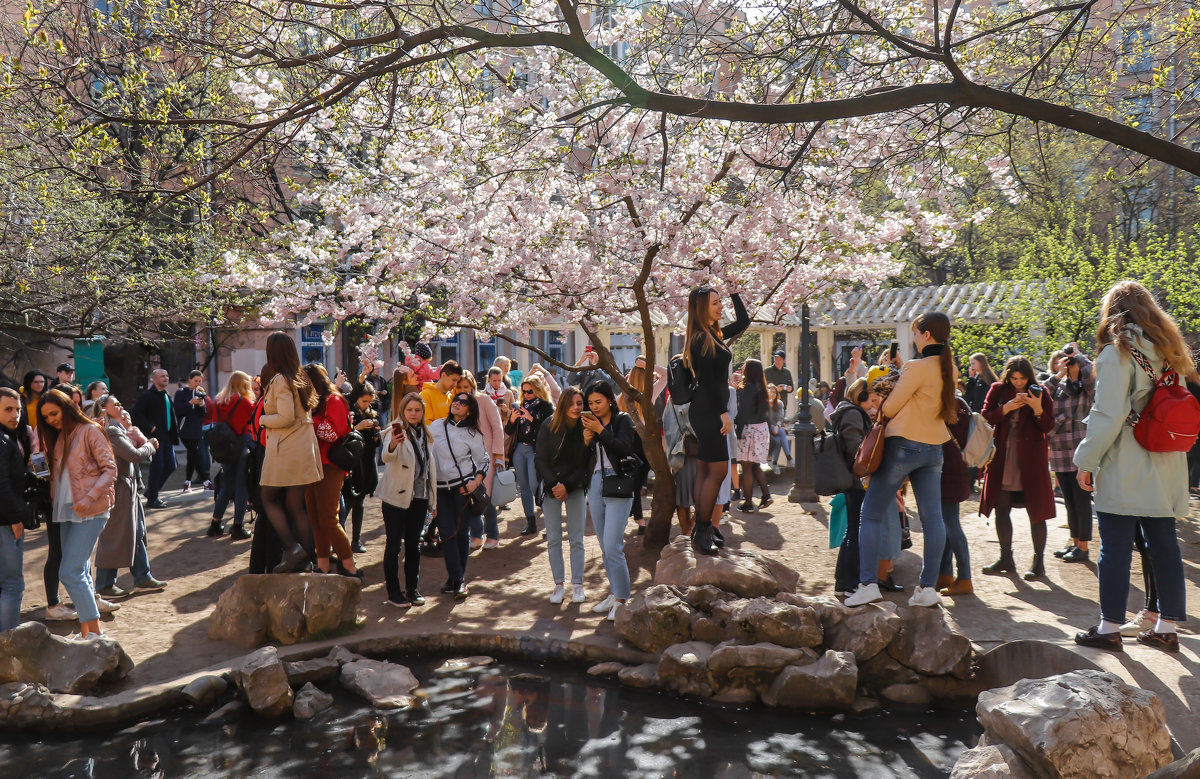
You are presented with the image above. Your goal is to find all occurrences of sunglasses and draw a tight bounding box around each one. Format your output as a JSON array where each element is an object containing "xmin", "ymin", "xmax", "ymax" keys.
[
  {"xmin": 452, "ymin": 395, "xmax": 470, "ymax": 404},
  {"xmin": 522, "ymin": 389, "xmax": 535, "ymax": 396}
]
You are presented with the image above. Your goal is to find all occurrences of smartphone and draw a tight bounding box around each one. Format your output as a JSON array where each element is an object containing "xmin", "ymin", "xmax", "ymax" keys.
[
  {"xmin": 889, "ymin": 342, "xmax": 899, "ymax": 359},
  {"xmin": 582, "ymin": 410, "xmax": 595, "ymax": 418}
]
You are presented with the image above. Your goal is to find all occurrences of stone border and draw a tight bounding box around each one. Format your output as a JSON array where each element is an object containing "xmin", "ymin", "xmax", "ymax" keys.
[{"xmin": 0, "ymin": 630, "xmax": 656, "ymax": 732}]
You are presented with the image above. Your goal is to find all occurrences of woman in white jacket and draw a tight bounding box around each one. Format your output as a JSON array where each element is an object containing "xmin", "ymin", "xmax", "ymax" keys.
[
  {"xmin": 457, "ymin": 372, "xmax": 505, "ymax": 550},
  {"xmin": 431, "ymin": 392, "xmax": 490, "ymax": 599},
  {"xmin": 378, "ymin": 393, "xmax": 438, "ymax": 608}
]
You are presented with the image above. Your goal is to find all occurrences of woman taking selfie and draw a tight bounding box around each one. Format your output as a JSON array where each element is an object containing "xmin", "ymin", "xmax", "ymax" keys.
[
  {"xmin": 378, "ymin": 393, "xmax": 437, "ymax": 607},
  {"xmin": 978, "ymin": 356, "xmax": 1056, "ymax": 580},
  {"xmin": 505, "ymin": 375, "xmax": 554, "ymax": 537},
  {"xmin": 684, "ymin": 285, "xmax": 751, "ymax": 555}
]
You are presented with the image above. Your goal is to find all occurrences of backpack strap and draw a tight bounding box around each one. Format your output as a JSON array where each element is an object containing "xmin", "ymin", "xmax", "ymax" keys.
[{"xmin": 1129, "ymin": 347, "xmax": 1178, "ymax": 387}]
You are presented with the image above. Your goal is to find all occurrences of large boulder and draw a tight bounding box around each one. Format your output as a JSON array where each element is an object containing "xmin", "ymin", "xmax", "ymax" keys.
[
  {"xmin": 886, "ymin": 605, "xmax": 973, "ymax": 678},
  {"xmin": 950, "ymin": 743, "xmax": 1037, "ymax": 779},
  {"xmin": 0, "ymin": 622, "xmax": 132, "ymax": 693},
  {"xmin": 233, "ymin": 647, "xmax": 294, "ymax": 718},
  {"xmin": 614, "ymin": 585, "xmax": 695, "ymax": 653},
  {"xmin": 707, "ymin": 642, "xmax": 817, "ymax": 691},
  {"xmin": 208, "ymin": 573, "xmax": 361, "ymax": 649},
  {"xmin": 976, "ymin": 671, "xmax": 1173, "ymax": 778},
  {"xmin": 761, "ymin": 650, "xmax": 857, "ymax": 711},
  {"xmin": 711, "ymin": 598, "xmax": 823, "ymax": 647},
  {"xmin": 654, "ymin": 536, "xmax": 799, "ymax": 598},
  {"xmin": 657, "ymin": 641, "xmax": 715, "ymax": 698},
  {"xmin": 339, "ymin": 658, "xmax": 420, "ymax": 709},
  {"xmin": 858, "ymin": 651, "xmax": 919, "ymax": 691},
  {"xmin": 1145, "ymin": 749, "xmax": 1200, "ymax": 779},
  {"xmin": 823, "ymin": 601, "xmax": 900, "ymax": 662},
  {"xmin": 617, "ymin": 663, "xmax": 660, "ymax": 689}
]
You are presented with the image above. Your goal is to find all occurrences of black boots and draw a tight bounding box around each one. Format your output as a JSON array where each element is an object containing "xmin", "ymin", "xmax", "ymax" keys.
[
  {"xmin": 1023, "ymin": 554, "xmax": 1045, "ymax": 581},
  {"xmin": 206, "ymin": 519, "xmax": 224, "ymax": 537},
  {"xmin": 982, "ymin": 550, "xmax": 1015, "ymax": 575},
  {"xmin": 229, "ymin": 523, "xmax": 252, "ymax": 541},
  {"xmin": 692, "ymin": 521, "xmax": 719, "ymax": 555},
  {"xmin": 273, "ymin": 544, "xmax": 309, "ymax": 574},
  {"xmin": 521, "ymin": 517, "xmax": 537, "ymax": 535}
]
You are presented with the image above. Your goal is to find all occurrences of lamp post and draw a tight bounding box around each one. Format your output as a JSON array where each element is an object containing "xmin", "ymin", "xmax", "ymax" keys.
[{"xmin": 788, "ymin": 303, "xmax": 818, "ymax": 503}]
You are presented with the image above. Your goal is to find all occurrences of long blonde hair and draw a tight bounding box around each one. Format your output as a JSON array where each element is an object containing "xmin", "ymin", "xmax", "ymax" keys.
[
  {"xmin": 1096, "ymin": 280, "xmax": 1195, "ymax": 376},
  {"xmin": 522, "ymin": 375, "xmax": 550, "ymax": 403},
  {"xmin": 216, "ymin": 371, "xmax": 254, "ymax": 404}
]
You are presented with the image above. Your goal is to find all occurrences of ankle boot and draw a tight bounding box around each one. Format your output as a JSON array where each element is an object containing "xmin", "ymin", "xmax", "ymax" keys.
[
  {"xmin": 691, "ymin": 521, "xmax": 719, "ymax": 556},
  {"xmin": 273, "ymin": 544, "xmax": 309, "ymax": 574},
  {"xmin": 206, "ymin": 519, "xmax": 225, "ymax": 538},
  {"xmin": 522, "ymin": 517, "xmax": 537, "ymax": 535},
  {"xmin": 712, "ymin": 526, "xmax": 725, "ymax": 548},
  {"xmin": 982, "ymin": 550, "xmax": 1015, "ymax": 575},
  {"xmin": 1023, "ymin": 554, "xmax": 1045, "ymax": 581}
]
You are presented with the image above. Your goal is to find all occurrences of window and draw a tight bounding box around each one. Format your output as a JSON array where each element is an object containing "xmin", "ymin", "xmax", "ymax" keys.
[
  {"xmin": 608, "ymin": 333, "xmax": 640, "ymax": 375},
  {"xmin": 431, "ymin": 333, "xmax": 460, "ymax": 365},
  {"xmin": 476, "ymin": 340, "xmax": 497, "ymax": 374},
  {"xmin": 1122, "ymin": 25, "xmax": 1152, "ymax": 74}
]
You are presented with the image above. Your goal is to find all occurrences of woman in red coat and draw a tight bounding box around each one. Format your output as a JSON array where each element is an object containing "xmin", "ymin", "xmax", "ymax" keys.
[{"xmin": 979, "ymin": 356, "xmax": 1056, "ymax": 580}]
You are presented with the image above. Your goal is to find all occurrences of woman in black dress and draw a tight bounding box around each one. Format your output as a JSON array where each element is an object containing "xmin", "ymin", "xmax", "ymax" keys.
[{"xmin": 685, "ymin": 286, "xmax": 750, "ymax": 554}]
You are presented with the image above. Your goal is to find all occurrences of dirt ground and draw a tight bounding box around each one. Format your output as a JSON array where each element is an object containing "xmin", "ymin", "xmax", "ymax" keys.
[{"xmin": 13, "ymin": 467, "xmax": 1200, "ymax": 749}]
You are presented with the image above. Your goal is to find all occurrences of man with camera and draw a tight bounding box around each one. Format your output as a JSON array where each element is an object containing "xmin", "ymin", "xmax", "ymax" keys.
[{"xmin": 0, "ymin": 386, "xmax": 30, "ymax": 631}]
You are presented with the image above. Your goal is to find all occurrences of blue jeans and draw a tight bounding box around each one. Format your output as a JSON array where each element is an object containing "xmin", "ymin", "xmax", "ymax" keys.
[
  {"xmin": 58, "ymin": 516, "xmax": 107, "ymax": 623},
  {"xmin": 544, "ymin": 489, "xmax": 587, "ymax": 585},
  {"xmin": 1097, "ymin": 513, "xmax": 1186, "ymax": 624},
  {"xmin": 436, "ymin": 489, "xmax": 473, "ymax": 582},
  {"xmin": 146, "ymin": 444, "xmax": 177, "ymax": 502},
  {"xmin": 470, "ymin": 503, "xmax": 500, "ymax": 541},
  {"xmin": 768, "ymin": 426, "xmax": 792, "ymax": 465},
  {"xmin": 213, "ymin": 445, "xmax": 249, "ymax": 527},
  {"xmin": 95, "ymin": 511, "xmax": 152, "ymax": 590},
  {"xmin": 588, "ymin": 470, "xmax": 633, "ymax": 600},
  {"xmin": 513, "ymin": 443, "xmax": 539, "ymax": 519},
  {"xmin": 939, "ymin": 502, "xmax": 971, "ymax": 580},
  {"xmin": 859, "ymin": 437, "xmax": 945, "ymax": 588},
  {"xmin": 0, "ymin": 528, "xmax": 24, "ymax": 631}
]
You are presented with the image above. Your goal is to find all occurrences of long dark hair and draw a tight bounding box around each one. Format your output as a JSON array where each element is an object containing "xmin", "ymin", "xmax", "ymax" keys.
[
  {"xmin": 263, "ymin": 331, "xmax": 316, "ymax": 410},
  {"xmin": 914, "ymin": 312, "xmax": 958, "ymax": 424},
  {"xmin": 684, "ymin": 286, "xmax": 725, "ymax": 367},
  {"xmin": 585, "ymin": 380, "xmax": 618, "ymax": 420},
  {"xmin": 1000, "ymin": 356, "xmax": 1037, "ymax": 388},
  {"xmin": 741, "ymin": 358, "xmax": 769, "ymax": 408},
  {"xmin": 549, "ymin": 386, "xmax": 584, "ymax": 434},
  {"xmin": 449, "ymin": 392, "xmax": 481, "ymax": 429},
  {"xmin": 37, "ymin": 388, "xmax": 103, "ymax": 469},
  {"xmin": 969, "ymin": 353, "xmax": 999, "ymax": 385},
  {"xmin": 302, "ymin": 363, "xmax": 340, "ymax": 414},
  {"xmin": 347, "ymin": 382, "xmax": 377, "ymax": 419},
  {"xmin": 21, "ymin": 370, "xmax": 47, "ymax": 402}
]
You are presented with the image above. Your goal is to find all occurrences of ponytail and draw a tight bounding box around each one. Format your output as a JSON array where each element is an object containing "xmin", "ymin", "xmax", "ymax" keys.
[{"xmin": 914, "ymin": 311, "xmax": 958, "ymax": 424}]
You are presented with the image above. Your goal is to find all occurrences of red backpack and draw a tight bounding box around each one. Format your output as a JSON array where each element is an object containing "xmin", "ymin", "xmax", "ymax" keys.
[{"xmin": 1129, "ymin": 349, "xmax": 1200, "ymax": 453}]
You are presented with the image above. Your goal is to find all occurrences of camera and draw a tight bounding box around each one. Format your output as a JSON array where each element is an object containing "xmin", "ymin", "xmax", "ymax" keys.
[
  {"xmin": 1063, "ymin": 345, "xmax": 1075, "ymax": 355},
  {"xmin": 1065, "ymin": 355, "xmax": 1079, "ymax": 367}
]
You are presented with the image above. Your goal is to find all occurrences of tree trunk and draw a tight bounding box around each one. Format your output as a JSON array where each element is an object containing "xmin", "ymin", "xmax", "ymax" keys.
[{"xmin": 640, "ymin": 422, "xmax": 675, "ymax": 551}]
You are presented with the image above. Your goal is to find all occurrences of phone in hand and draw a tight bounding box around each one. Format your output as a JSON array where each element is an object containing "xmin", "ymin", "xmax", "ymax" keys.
[{"xmin": 889, "ymin": 342, "xmax": 899, "ymax": 359}]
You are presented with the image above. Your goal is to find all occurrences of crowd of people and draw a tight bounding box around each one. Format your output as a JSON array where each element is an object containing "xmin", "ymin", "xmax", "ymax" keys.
[{"xmin": 0, "ymin": 280, "xmax": 1193, "ymax": 652}]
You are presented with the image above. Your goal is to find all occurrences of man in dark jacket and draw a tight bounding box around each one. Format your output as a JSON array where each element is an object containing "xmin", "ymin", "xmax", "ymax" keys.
[
  {"xmin": 133, "ymin": 368, "xmax": 179, "ymax": 508},
  {"xmin": 763, "ymin": 351, "xmax": 795, "ymax": 412},
  {"xmin": 0, "ymin": 387, "xmax": 30, "ymax": 631},
  {"xmin": 173, "ymin": 370, "xmax": 212, "ymax": 493}
]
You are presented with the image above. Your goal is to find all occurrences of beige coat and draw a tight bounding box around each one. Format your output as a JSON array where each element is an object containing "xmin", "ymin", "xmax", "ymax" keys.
[
  {"xmin": 259, "ymin": 374, "xmax": 323, "ymax": 487},
  {"xmin": 96, "ymin": 419, "xmax": 155, "ymax": 568},
  {"xmin": 881, "ymin": 355, "xmax": 953, "ymax": 445},
  {"xmin": 378, "ymin": 426, "xmax": 438, "ymax": 509}
]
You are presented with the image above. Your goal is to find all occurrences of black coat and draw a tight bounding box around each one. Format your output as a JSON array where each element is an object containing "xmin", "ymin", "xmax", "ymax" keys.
[
  {"xmin": 132, "ymin": 387, "xmax": 180, "ymax": 445},
  {"xmin": 590, "ymin": 411, "xmax": 638, "ymax": 471},
  {"xmin": 0, "ymin": 424, "xmax": 29, "ymax": 527},
  {"xmin": 535, "ymin": 420, "xmax": 592, "ymax": 493},
  {"xmin": 173, "ymin": 387, "xmax": 208, "ymax": 441}
]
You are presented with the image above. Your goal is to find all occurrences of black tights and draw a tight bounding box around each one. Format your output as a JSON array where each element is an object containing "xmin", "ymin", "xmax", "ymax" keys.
[
  {"xmin": 739, "ymin": 461, "xmax": 769, "ymax": 502},
  {"xmin": 993, "ymin": 490, "xmax": 1046, "ymax": 555},
  {"xmin": 44, "ymin": 521, "xmax": 62, "ymax": 607},
  {"xmin": 260, "ymin": 484, "xmax": 313, "ymax": 552},
  {"xmin": 694, "ymin": 459, "xmax": 728, "ymax": 529}
]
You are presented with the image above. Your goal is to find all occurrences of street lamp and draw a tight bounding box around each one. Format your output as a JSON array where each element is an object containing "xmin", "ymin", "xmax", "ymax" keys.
[{"xmin": 788, "ymin": 302, "xmax": 818, "ymax": 504}]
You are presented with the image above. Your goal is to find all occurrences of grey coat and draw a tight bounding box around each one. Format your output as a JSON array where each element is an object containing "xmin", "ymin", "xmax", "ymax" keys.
[{"xmin": 96, "ymin": 419, "xmax": 155, "ymax": 569}]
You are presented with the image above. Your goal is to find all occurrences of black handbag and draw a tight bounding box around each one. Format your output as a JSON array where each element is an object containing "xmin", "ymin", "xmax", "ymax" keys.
[
  {"xmin": 328, "ymin": 430, "xmax": 365, "ymax": 472},
  {"xmin": 442, "ymin": 419, "xmax": 488, "ymax": 516},
  {"xmin": 204, "ymin": 402, "xmax": 241, "ymax": 464},
  {"xmin": 598, "ymin": 446, "xmax": 639, "ymax": 499},
  {"xmin": 813, "ymin": 430, "xmax": 855, "ymax": 496}
]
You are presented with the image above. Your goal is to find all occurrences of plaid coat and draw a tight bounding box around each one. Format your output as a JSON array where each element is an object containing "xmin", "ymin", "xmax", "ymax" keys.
[{"xmin": 1045, "ymin": 364, "xmax": 1095, "ymax": 474}]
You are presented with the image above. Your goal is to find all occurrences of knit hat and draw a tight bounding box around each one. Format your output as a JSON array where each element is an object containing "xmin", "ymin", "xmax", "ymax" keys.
[{"xmin": 414, "ymin": 342, "xmax": 433, "ymax": 360}]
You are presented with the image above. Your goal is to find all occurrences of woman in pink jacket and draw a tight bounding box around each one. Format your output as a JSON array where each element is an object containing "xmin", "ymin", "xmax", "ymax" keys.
[
  {"xmin": 458, "ymin": 372, "xmax": 506, "ymax": 550},
  {"xmin": 38, "ymin": 389, "xmax": 117, "ymax": 640}
]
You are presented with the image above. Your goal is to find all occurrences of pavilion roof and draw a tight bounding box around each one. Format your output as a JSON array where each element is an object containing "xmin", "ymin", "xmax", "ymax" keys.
[{"xmin": 792, "ymin": 281, "xmax": 1040, "ymax": 330}]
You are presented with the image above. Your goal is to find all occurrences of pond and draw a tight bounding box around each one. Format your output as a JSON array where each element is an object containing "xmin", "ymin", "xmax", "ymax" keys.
[{"xmin": 1, "ymin": 659, "xmax": 981, "ymax": 778}]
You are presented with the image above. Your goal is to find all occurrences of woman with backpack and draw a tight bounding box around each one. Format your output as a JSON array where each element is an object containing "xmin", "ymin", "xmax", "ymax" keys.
[
  {"xmin": 978, "ymin": 356, "xmax": 1056, "ymax": 581},
  {"xmin": 301, "ymin": 364, "xmax": 360, "ymax": 578},
  {"xmin": 431, "ymin": 392, "xmax": 490, "ymax": 599},
  {"xmin": 1044, "ymin": 347, "xmax": 1095, "ymax": 564},
  {"xmin": 831, "ymin": 377, "xmax": 878, "ymax": 596},
  {"xmin": 845, "ymin": 312, "xmax": 956, "ymax": 609},
  {"xmin": 536, "ymin": 386, "xmax": 592, "ymax": 604},
  {"xmin": 683, "ymin": 285, "xmax": 751, "ymax": 555},
  {"xmin": 735, "ymin": 359, "xmax": 772, "ymax": 512},
  {"xmin": 1073, "ymin": 281, "xmax": 1192, "ymax": 653},
  {"xmin": 209, "ymin": 371, "xmax": 256, "ymax": 540},
  {"xmin": 344, "ymin": 382, "xmax": 383, "ymax": 554}
]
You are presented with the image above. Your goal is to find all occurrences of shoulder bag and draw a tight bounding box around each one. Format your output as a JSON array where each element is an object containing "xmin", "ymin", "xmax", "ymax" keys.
[
  {"xmin": 853, "ymin": 416, "xmax": 889, "ymax": 478},
  {"xmin": 814, "ymin": 431, "xmax": 855, "ymax": 496},
  {"xmin": 443, "ymin": 419, "xmax": 489, "ymax": 515},
  {"xmin": 597, "ymin": 417, "xmax": 641, "ymax": 499}
]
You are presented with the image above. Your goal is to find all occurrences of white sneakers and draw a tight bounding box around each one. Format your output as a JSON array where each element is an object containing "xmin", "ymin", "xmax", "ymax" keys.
[
  {"xmin": 908, "ymin": 586, "xmax": 942, "ymax": 608},
  {"xmin": 67, "ymin": 632, "xmax": 105, "ymax": 642},
  {"xmin": 182, "ymin": 480, "xmax": 192, "ymax": 494},
  {"xmin": 44, "ymin": 604, "xmax": 78, "ymax": 621},
  {"xmin": 592, "ymin": 594, "xmax": 616, "ymax": 614},
  {"xmin": 95, "ymin": 597, "xmax": 121, "ymax": 614},
  {"xmin": 1120, "ymin": 609, "xmax": 1157, "ymax": 637},
  {"xmin": 549, "ymin": 585, "xmax": 566, "ymax": 604},
  {"xmin": 844, "ymin": 583, "xmax": 882, "ymax": 607},
  {"xmin": 607, "ymin": 602, "xmax": 622, "ymax": 622},
  {"xmin": 572, "ymin": 584, "xmax": 586, "ymax": 603},
  {"xmin": 483, "ymin": 538, "xmax": 500, "ymax": 550}
]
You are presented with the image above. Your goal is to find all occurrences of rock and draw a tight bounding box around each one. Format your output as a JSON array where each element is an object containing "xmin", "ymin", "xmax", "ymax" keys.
[
  {"xmin": 202, "ymin": 699, "xmax": 247, "ymax": 725},
  {"xmin": 761, "ymin": 650, "xmax": 857, "ymax": 711},
  {"xmin": 586, "ymin": 662, "xmax": 625, "ymax": 678},
  {"xmin": 208, "ymin": 574, "xmax": 361, "ymax": 649},
  {"xmin": 711, "ymin": 599, "xmax": 823, "ymax": 647},
  {"xmin": 614, "ymin": 585, "xmax": 695, "ymax": 653},
  {"xmin": 292, "ymin": 682, "xmax": 334, "ymax": 719},
  {"xmin": 688, "ymin": 612, "xmax": 727, "ymax": 644},
  {"xmin": 435, "ymin": 656, "xmax": 495, "ymax": 673},
  {"xmin": 707, "ymin": 642, "xmax": 816, "ymax": 690},
  {"xmin": 1145, "ymin": 748, "xmax": 1200, "ymax": 779},
  {"xmin": 879, "ymin": 683, "xmax": 933, "ymax": 708},
  {"xmin": 181, "ymin": 675, "xmax": 229, "ymax": 709},
  {"xmin": 851, "ymin": 696, "xmax": 882, "ymax": 715},
  {"xmin": 0, "ymin": 622, "xmax": 133, "ymax": 694},
  {"xmin": 284, "ymin": 656, "xmax": 341, "ymax": 686},
  {"xmin": 949, "ymin": 744, "xmax": 1037, "ymax": 779},
  {"xmin": 329, "ymin": 646, "xmax": 366, "ymax": 666},
  {"xmin": 777, "ymin": 593, "xmax": 850, "ymax": 628},
  {"xmin": 823, "ymin": 602, "xmax": 900, "ymax": 662},
  {"xmin": 654, "ymin": 536, "xmax": 799, "ymax": 597},
  {"xmin": 233, "ymin": 647, "xmax": 294, "ymax": 718},
  {"xmin": 918, "ymin": 674, "xmax": 989, "ymax": 704},
  {"xmin": 887, "ymin": 606, "xmax": 973, "ymax": 678},
  {"xmin": 711, "ymin": 686, "xmax": 759, "ymax": 705},
  {"xmin": 657, "ymin": 641, "xmax": 714, "ymax": 698},
  {"xmin": 617, "ymin": 663, "xmax": 660, "ymax": 689},
  {"xmin": 858, "ymin": 651, "xmax": 919, "ymax": 690},
  {"xmin": 339, "ymin": 658, "xmax": 420, "ymax": 709},
  {"xmin": 976, "ymin": 671, "xmax": 1173, "ymax": 779},
  {"xmin": 676, "ymin": 585, "xmax": 738, "ymax": 611}
]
